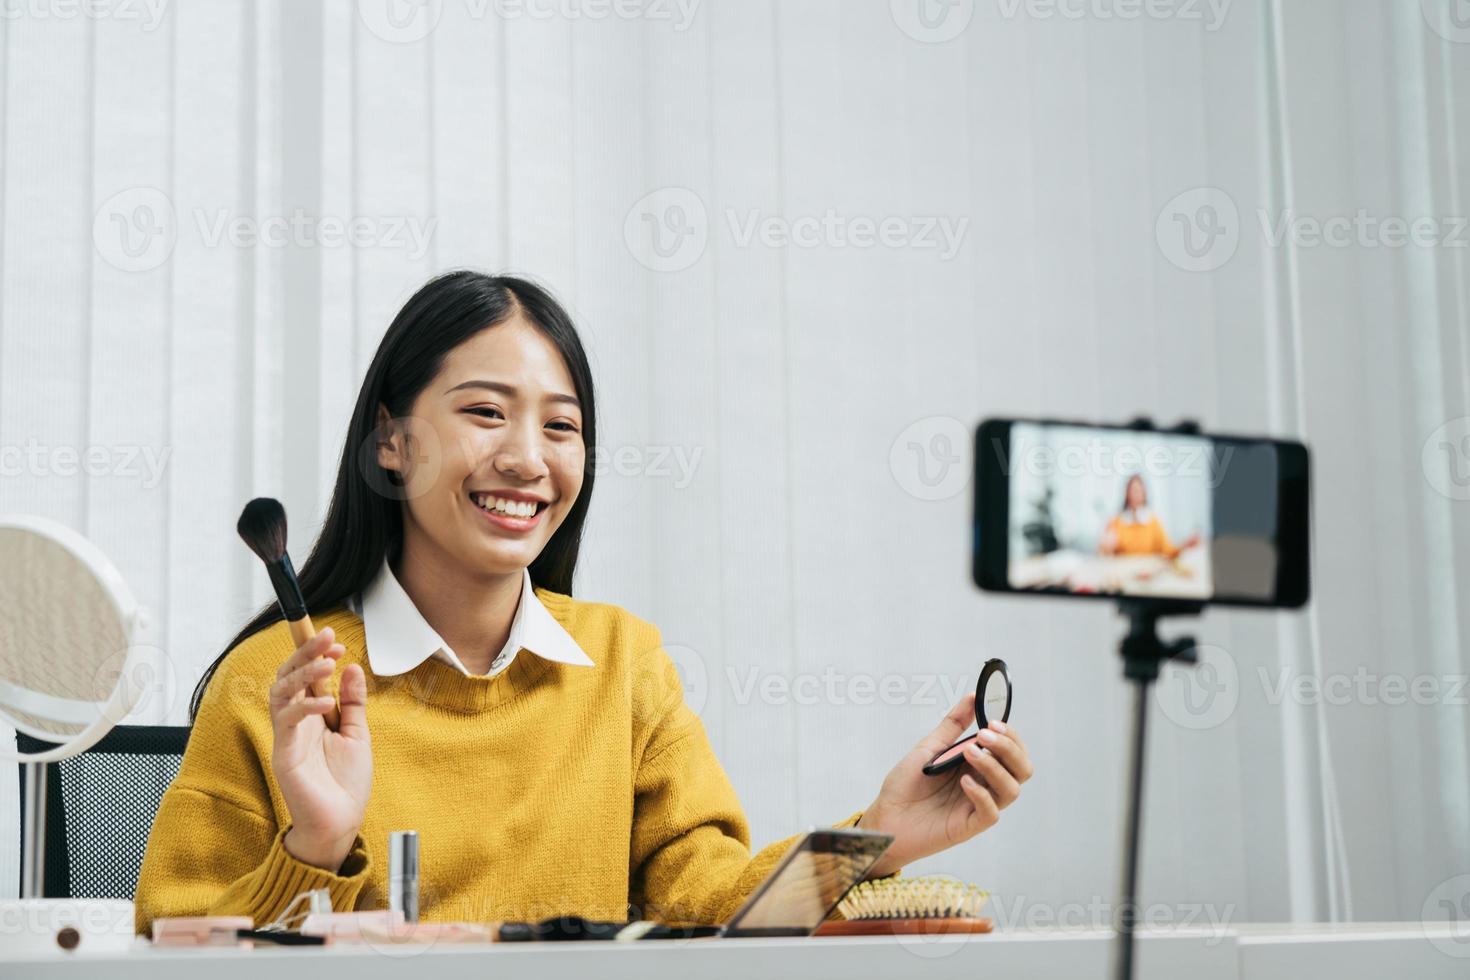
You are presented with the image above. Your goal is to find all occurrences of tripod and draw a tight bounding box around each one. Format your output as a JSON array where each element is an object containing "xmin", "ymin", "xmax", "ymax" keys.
[{"xmin": 1113, "ymin": 598, "xmax": 1201, "ymax": 980}]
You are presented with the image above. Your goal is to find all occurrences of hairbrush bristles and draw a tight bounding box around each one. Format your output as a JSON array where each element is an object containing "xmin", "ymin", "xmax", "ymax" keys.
[
  {"xmin": 237, "ymin": 497, "xmax": 288, "ymax": 565},
  {"xmin": 837, "ymin": 875, "xmax": 989, "ymax": 921}
]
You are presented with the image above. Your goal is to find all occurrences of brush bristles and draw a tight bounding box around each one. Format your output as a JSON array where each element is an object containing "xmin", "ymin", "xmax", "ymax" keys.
[
  {"xmin": 237, "ymin": 497, "xmax": 288, "ymax": 564},
  {"xmin": 837, "ymin": 875, "xmax": 989, "ymax": 921}
]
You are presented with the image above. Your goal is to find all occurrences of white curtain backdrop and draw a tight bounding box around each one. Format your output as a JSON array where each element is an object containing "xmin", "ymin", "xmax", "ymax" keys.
[{"xmin": 2, "ymin": 0, "xmax": 1468, "ymax": 930}]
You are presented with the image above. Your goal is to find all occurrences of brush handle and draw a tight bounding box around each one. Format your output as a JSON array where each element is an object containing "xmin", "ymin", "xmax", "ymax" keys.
[
  {"xmin": 286, "ymin": 614, "xmax": 341, "ymax": 731},
  {"xmin": 813, "ymin": 917, "xmax": 993, "ymax": 937}
]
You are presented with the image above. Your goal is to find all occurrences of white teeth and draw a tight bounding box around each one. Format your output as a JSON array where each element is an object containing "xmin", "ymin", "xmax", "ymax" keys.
[{"xmin": 474, "ymin": 494, "xmax": 539, "ymax": 519}]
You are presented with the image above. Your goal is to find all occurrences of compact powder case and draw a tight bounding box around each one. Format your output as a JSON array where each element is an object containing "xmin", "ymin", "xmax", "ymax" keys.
[{"xmin": 923, "ymin": 659, "xmax": 1012, "ymax": 777}]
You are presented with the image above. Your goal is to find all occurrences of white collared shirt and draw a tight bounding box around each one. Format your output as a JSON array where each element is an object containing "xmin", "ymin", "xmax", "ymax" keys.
[{"xmin": 347, "ymin": 562, "xmax": 595, "ymax": 677}]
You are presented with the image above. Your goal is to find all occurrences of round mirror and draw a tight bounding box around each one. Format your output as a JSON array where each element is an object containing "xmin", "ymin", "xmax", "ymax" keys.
[
  {"xmin": 923, "ymin": 659, "xmax": 1012, "ymax": 777},
  {"xmin": 978, "ymin": 658, "xmax": 1011, "ymax": 726},
  {"xmin": 0, "ymin": 515, "xmax": 150, "ymax": 763}
]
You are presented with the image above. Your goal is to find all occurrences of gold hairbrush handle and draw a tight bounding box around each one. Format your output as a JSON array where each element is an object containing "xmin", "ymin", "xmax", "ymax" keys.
[
  {"xmin": 814, "ymin": 918, "xmax": 993, "ymax": 937},
  {"xmin": 287, "ymin": 614, "xmax": 341, "ymax": 731}
]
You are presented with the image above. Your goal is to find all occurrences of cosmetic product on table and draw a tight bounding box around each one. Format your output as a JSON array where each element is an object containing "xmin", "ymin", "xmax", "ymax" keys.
[
  {"xmin": 389, "ymin": 830, "xmax": 420, "ymax": 923},
  {"xmin": 151, "ymin": 916, "xmax": 255, "ymax": 948}
]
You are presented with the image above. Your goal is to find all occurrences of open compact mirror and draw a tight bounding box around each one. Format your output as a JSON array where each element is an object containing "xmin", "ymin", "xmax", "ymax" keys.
[{"xmin": 922, "ymin": 658, "xmax": 1012, "ymax": 777}]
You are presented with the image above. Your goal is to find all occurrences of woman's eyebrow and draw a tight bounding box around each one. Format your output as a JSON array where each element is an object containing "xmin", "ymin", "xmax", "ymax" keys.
[{"xmin": 444, "ymin": 379, "xmax": 580, "ymax": 408}]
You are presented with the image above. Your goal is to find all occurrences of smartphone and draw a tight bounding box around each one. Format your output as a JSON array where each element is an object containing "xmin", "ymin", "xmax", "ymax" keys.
[
  {"xmin": 720, "ymin": 828, "xmax": 894, "ymax": 938},
  {"xmin": 972, "ymin": 418, "xmax": 1311, "ymax": 609}
]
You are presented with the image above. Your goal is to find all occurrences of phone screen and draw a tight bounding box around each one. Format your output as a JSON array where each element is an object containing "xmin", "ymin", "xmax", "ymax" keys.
[
  {"xmin": 722, "ymin": 830, "xmax": 893, "ymax": 937},
  {"xmin": 974, "ymin": 419, "xmax": 1310, "ymax": 608}
]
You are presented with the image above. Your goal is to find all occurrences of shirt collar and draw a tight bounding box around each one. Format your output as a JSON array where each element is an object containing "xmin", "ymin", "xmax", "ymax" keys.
[{"xmin": 353, "ymin": 561, "xmax": 595, "ymax": 677}]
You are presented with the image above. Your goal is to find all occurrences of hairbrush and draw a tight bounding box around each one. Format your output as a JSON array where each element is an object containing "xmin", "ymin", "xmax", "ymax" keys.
[{"xmin": 814, "ymin": 875, "xmax": 993, "ymax": 937}]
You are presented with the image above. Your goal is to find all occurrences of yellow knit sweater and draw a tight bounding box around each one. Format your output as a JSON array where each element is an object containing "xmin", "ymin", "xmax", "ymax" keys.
[{"xmin": 133, "ymin": 591, "xmax": 866, "ymax": 936}]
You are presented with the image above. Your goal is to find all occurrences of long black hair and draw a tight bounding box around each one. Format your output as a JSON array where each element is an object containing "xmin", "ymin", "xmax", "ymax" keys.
[{"xmin": 189, "ymin": 271, "xmax": 597, "ymax": 721}]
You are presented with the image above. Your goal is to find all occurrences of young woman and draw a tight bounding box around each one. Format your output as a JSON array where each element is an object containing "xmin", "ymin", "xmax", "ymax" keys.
[
  {"xmin": 1098, "ymin": 473, "xmax": 1202, "ymax": 558},
  {"xmin": 134, "ymin": 271, "xmax": 1034, "ymax": 935}
]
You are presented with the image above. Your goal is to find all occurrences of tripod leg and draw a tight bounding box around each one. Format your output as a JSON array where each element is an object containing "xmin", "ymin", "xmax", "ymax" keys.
[
  {"xmin": 1114, "ymin": 677, "xmax": 1150, "ymax": 980},
  {"xmin": 21, "ymin": 760, "xmax": 47, "ymax": 899}
]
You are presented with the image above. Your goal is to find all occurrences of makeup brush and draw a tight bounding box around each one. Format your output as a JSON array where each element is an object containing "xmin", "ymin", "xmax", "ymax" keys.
[
  {"xmin": 237, "ymin": 497, "xmax": 340, "ymax": 731},
  {"xmin": 814, "ymin": 875, "xmax": 993, "ymax": 937}
]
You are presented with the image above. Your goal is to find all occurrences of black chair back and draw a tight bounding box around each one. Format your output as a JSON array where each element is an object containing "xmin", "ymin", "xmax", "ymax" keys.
[{"xmin": 15, "ymin": 724, "xmax": 190, "ymax": 899}]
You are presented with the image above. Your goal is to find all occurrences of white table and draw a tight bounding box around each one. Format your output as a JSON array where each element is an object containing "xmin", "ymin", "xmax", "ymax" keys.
[{"xmin": 5, "ymin": 924, "xmax": 1468, "ymax": 980}]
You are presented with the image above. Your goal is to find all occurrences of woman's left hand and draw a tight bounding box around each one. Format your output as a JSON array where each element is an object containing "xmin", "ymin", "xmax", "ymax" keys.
[{"xmin": 856, "ymin": 692, "xmax": 1034, "ymax": 877}]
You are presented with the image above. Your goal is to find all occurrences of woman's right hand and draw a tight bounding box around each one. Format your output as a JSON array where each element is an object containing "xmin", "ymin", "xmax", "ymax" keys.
[{"xmin": 268, "ymin": 627, "xmax": 372, "ymax": 872}]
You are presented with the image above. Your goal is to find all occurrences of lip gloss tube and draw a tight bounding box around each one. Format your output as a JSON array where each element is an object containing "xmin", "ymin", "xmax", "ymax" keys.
[{"xmin": 389, "ymin": 831, "xmax": 420, "ymax": 923}]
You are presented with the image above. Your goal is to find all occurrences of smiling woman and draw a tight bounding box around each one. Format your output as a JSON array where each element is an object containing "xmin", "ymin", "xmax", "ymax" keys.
[{"xmin": 132, "ymin": 270, "xmax": 1033, "ymax": 937}]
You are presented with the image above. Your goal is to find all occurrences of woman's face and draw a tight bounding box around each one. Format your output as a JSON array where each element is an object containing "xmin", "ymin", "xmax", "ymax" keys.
[
  {"xmin": 377, "ymin": 315, "xmax": 585, "ymax": 581},
  {"xmin": 1125, "ymin": 476, "xmax": 1147, "ymax": 510}
]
